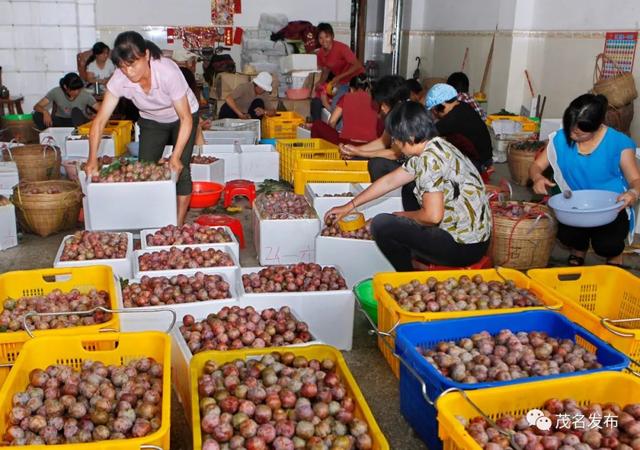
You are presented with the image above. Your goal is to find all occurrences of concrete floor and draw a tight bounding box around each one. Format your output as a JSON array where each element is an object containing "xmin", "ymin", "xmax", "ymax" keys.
[{"xmin": 1, "ymin": 162, "xmax": 639, "ymax": 450}]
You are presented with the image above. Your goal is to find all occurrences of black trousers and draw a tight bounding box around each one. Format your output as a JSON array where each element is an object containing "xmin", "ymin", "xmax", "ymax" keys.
[
  {"xmin": 218, "ymin": 98, "xmax": 265, "ymax": 119},
  {"xmin": 33, "ymin": 108, "xmax": 88, "ymax": 130},
  {"xmin": 557, "ymin": 210, "xmax": 629, "ymax": 258},
  {"xmin": 367, "ymin": 157, "xmax": 420, "ymax": 211},
  {"xmin": 371, "ymin": 213, "xmax": 490, "ymax": 271},
  {"xmin": 138, "ymin": 113, "xmax": 199, "ymax": 196}
]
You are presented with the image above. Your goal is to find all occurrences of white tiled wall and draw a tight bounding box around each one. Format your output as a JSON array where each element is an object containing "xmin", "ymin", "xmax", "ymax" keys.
[{"xmin": 0, "ymin": 0, "xmax": 97, "ymax": 113}]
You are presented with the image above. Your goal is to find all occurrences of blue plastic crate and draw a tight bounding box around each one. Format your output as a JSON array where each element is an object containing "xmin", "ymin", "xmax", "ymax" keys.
[{"xmin": 395, "ymin": 311, "xmax": 629, "ymax": 450}]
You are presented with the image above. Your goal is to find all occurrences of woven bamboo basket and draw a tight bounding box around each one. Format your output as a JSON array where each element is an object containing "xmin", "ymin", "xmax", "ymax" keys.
[
  {"xmin": 592, "ymin": 53, "xmax": 638, "ymax": 108},
  {"xmin": 2, "ymin": 144, "xmax": 61, "ymax": 182},
  {"xmin": 485, "ymin": 179, "xmax": 512, "ymax": 202},
  {"xmin": 491, "ymin": 202, "xmax": 557, "ymax": 270},
  {"xmin": 12, "ymin": 180, "xmax": 81, "ymax": 237},
  {"xmin": 506, "ymin": 143, "xmax": 539, "ymax": 186},
  {"xmin": 605, "ymin": 101, "xmax": 634, "ymax": 135}
]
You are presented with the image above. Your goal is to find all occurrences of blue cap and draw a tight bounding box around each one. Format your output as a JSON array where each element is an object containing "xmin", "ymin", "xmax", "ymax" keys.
[{"xmin": 425, "ymin": 83, "xmax": 458, "ymax": 110}]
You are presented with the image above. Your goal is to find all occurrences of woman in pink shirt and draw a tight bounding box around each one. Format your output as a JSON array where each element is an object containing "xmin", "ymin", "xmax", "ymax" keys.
[{"xmin": 86, "ymin": 31, "xmax": 200, "ymax": 226}]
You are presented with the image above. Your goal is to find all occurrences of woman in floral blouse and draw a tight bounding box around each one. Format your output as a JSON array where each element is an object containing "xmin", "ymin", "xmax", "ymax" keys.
[{"xmin": 327, "ymin": 101, "xmax": 491, "ymax": 271}]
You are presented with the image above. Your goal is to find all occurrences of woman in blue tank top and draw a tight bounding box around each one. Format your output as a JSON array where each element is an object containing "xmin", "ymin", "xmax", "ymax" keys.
[{"xmin": 529, "ymin": 94, "xmax": 640, "ymax": 267}]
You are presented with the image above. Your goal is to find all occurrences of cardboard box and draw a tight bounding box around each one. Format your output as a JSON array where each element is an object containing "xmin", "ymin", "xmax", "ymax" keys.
[
  {"xmin": 280, "ymin": 98, "xmax": 311, "ymax": 119},
  {"xmin": 212, "ymin": 72, "xmax": 250, "ymax": 100},
  {"xmin": 0, "ymin": 204, "xmax": 18, "ymax": 251}
]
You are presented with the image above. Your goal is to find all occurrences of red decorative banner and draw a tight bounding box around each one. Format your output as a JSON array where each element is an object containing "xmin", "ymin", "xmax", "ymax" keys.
[
  {"xmin": 233, "ymin": 27, "xmax": 244, "ymax": 45},
  {"xmin": 211, "ymin": 0, "xmax": 235, "ymax": 25},
  {"xmin": 173, "ymin": 27, "xmax": 226, "ymax": 49},
  {"xmin": 234, "ymin": 0, "xmax": 241, "ymax": 13},
  {"xmin": 223, "ymin": 27, "xmax": 233, "ymax": 46}
]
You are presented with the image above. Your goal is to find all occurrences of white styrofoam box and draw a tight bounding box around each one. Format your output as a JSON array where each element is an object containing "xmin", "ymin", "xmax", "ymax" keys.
[
  {"xmin": 210, "ymin": 119, "xmax": 261, "ymax": 142},
  {"xmin": 0, "ymin": 162, "xmax": 19, "ymax": 193},
  {"xmin": 304, "ymin": 183, "xmax": 361, "ymax": 219},
  {"xmin": 140, "ymin": 225, "xmax": 240, "ymax": 261},
  {"xmin": 280, "ymin": 54, "xmax": 318, "ymax": 73},
  {"xmin": 65, "ymin": 135, "xmax": 116, "ymax": 158},
  {"xmin": 315, "ymin": 236, "xmax": 394, "ymax": 289},
  {"xmin": 190, "ymin": 159, "xmax": 225, "ymax": 183},
  {"xmin": 253, "ymin": 208, "xmax": 320, "ymax": 265},
  {"xmin": 203, "ymin": 130, "xmax": 257, "ymax": 145},
  {"xmin": 239, "ymin": 144, "xmax": 279, "ymax": 182},
  {"xmin": 53, "ymin": 232, "xmax": 133, "ymax": 279},
  {"xmin": 117, "ymin": 272, "xmax": 239, "ymax": 333},
  {"xmin": 39, "ymin": 127, "xmax": 74, "ymax": 153},
  {"xmin": 0, "ymin": 204, "xmax": 18, "ymax": 251},
  {"xmin": 132, "ymin": 244, "xmax": 240, "ymax": 282},
  {"xmin": 358, "ymin": 183, "xmax": 402, "ymax": 198},
  {"xmin": 80, "ymin": 173, "xmax": 177, "ymax": 231},
  {"xmin": 239, "ymin": 267, "xmax": 354, "ymax": 350},
  {"xmin": 540, "ymin": 119, "xmax": 562, "ymax": 141},
  {"xmin": 305, "ymin": 183, "xmax": 403, "ymax": 220},
  {"xmin": 200, "ymin": 144, "xmax": 241, "ymax": 181},
  {"xmin": 171, "ymin": 303, "xmax": 321, "ymax": 421},
  {"xmin": 296, "ymin": 125, "xmax": 311, "ymax": 139}
]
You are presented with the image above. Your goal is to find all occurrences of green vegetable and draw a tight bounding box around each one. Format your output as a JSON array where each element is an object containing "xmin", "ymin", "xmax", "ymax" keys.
[{"xmin": 256, "ymin": 179, "xmax": 292, "ymax": 195}]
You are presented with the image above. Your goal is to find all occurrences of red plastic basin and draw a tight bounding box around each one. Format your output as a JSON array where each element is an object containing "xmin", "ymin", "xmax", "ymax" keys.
[{"xmin": 190, "ymin": 181, "xmax": 224, "ymax": 209}]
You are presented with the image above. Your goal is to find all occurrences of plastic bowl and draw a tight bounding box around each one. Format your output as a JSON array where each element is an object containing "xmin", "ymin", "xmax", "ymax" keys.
[
  {"xmin": 548, "ymin": 189, "xmax": 623, "ymax": 227},
  {"xmin": 61, "ymin": 159, "xmax": 84, "ymax": 182},
  {"xmin": 353, "ymin": 278, "xmax": 378, "ymax": 326},
  {"xmin": 190, "ymin": 181, "xmax": 224, "ymax": 208},
  {"xmin": 286, "ymin": 88, "xmax": 311, "ymax": 100},
  {"xmin": 127, "ymin": 142, "xmax": 139, "ymax": 157}
]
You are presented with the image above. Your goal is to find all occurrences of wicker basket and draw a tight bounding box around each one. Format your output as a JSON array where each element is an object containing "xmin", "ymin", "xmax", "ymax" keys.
[
  {"xmin": 605, "ymin": 101, "xmax": 634, "ymax": 135},
  {"xmin": 491, "ymin": 202, "xmax": 557, "ymax": 270},
  {"xmin": 506, "ymin": 141, "xmax": 546, "ymax": 186},
  {"xmin": 485, "ymin": 179, "xmax": 512, "ymax": 202},
  {"xmin": 12, "ymin": 180, "xmax": 81, "ymax": 237},
  {"xmin": 2, "ymin": 144, "xmax": 61, "ymax": 182},
  {"xmin": 592, "ymin": 53, "xmax": 638, "ymax": 108}
]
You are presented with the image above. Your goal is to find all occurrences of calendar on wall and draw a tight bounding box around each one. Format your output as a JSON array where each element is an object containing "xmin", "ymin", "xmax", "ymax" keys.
[{"xmin": 602, "ymin": 31, "xmax": 638, "ymax": 78}]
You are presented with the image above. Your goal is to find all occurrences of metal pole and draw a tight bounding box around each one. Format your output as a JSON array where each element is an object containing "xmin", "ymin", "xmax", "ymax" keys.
[{"xmin": 391, "ymin": 0, "xmax": 404, "ymax": 74}]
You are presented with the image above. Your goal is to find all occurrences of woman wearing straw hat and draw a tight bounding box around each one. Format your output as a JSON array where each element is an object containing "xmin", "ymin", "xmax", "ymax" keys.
[{"xmin": 218, "ymin": 72, "xmax": 276, "ymax": 120}]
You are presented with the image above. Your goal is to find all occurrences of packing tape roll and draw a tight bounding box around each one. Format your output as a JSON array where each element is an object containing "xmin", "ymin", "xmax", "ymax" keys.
[{"xmin": 338, "ymin": 212, "xmax": 365, "ymax": 232}]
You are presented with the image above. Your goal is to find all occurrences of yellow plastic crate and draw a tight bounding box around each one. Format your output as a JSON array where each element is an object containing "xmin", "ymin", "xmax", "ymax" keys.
[
  {"xmin": 77, "ymin": 120, "xmax": 133, "ymax": 156},
  {"xmin": 486, "ymin": 114, "xmax": 539, "ymax": 132},
  {"xmin": 437, "ymin": 372, "xmax": 640, "ymax": 450},
  {"xmin": 0, "ymin": 332, "xmax": 170, "ymax": 449},
  {"xmin": 261, "ymin": 112, "xmax": 305, "ymax": 139},
  {"xmin": 0, "ymin": 266, "xmax": 120, "ymax": 387},
  {"xmin": 190, "ymin": 345, "xmax": 389, "ymax": 450},
  {"xmin": 294, "ymin": 167, "xmax": 371, "ymax": 194},
  {"xmin": 373, "ymin": 268, "xmax": 564, "ymax": 378},
  {"xmin": 528, "ymin": 265, "xmax": 640, "ymax": 359},
  {"xmin": 275, "ymin": 138, "xmax": 340, "ymax": 183}
]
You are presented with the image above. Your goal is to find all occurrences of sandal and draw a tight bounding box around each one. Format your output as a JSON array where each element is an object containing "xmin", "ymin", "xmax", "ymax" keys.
[{"xmin": 567, "ymin": 254, "xmax": 585, "ymax": 266}]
